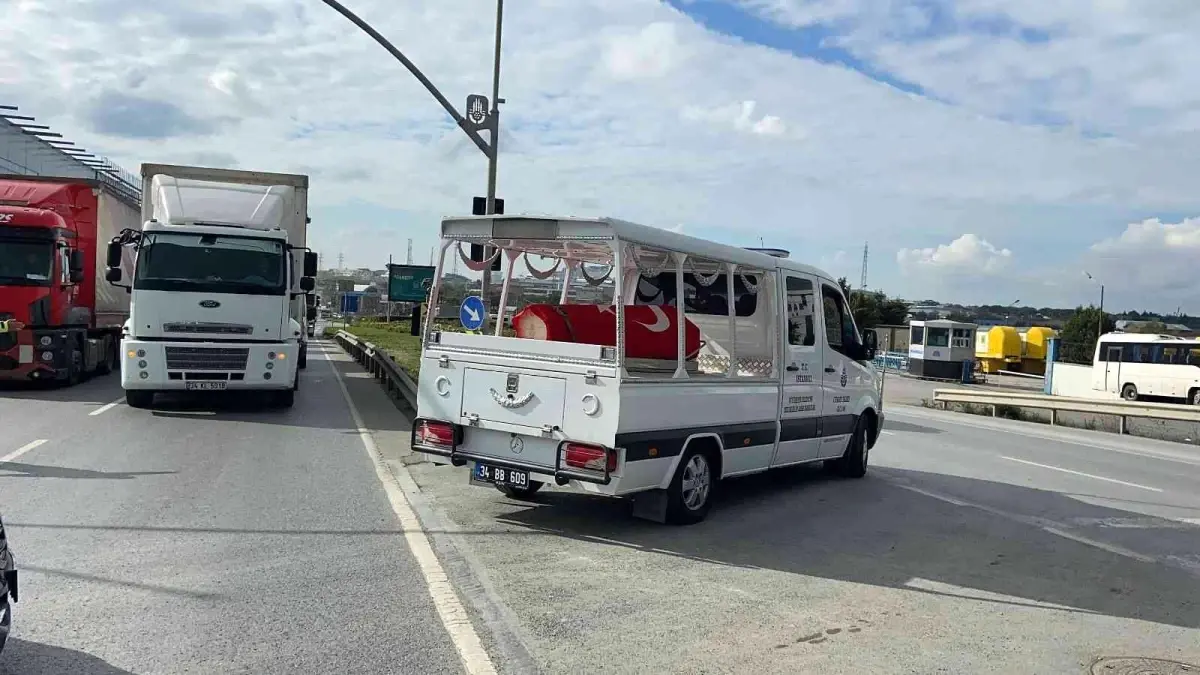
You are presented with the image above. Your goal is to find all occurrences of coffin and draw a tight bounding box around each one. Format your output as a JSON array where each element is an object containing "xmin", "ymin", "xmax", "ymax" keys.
[{"xmin": 512, "ymin": 304, "xmax": 701, "ymax": 361}]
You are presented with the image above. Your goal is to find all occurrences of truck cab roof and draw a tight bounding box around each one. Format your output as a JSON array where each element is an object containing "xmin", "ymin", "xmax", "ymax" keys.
[{"xmin": 148, "ymin": 175, "xmax": 293, "ymax": 232}]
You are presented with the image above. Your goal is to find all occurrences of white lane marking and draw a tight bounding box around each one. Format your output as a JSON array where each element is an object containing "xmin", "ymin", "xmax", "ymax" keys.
[
  {"xmin": 1000, "ymin": 456, "xmax": 1164, "ymax": 493},
  {"xmin": 322, "ymin": 347, "xmax": 497, "ymax": 674},
  {"xmin": 881, "ymin": 430, "xmax": 896, "ymax": 436},
  {"xmin": 1, "ymin": 439, "xmax": 47, "ymax": 463},
  {"xmin": 89, "ymin": 397, "xmax": 124, "ymax": 416},
  {"xmin": 888, "ymin": 478, "xmax": 1161, "ymax": 566},
  {"xmin": 889, "ymin": 405, "xmax": 1200, "ymax": 467}
]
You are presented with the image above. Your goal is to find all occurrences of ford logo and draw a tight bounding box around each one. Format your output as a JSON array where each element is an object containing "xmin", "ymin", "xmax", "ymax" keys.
[{"xmin": 199, "ymin": 300, "xmax": 221, "ymax": 308}]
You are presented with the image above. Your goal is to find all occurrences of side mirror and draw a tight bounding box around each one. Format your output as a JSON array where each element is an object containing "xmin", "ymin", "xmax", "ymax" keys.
[
  {"xmin": 299, "ymin": 277, "xmax": 315, "ymax": 292},
  {"xmin": 105, "ymin": 241, "xmax": 122, "ymax": 268},
  {"xmin": 303, "ymin": 251, "xmax": 318, "ymax": 278},
  {"xmin": 105, "ymin": 267, "xmax": 123, "ymax": 283},
  {"xmin": 70, "ymin": 268, "xmax": 85, "ymax": 283},
  {"xmin": 306, "ymin": 306, "xmax": 318, "ymax": 321},
  {"xmin": 69, "ymin": 249, "xmax": 85, "ymax": 273},
  {"xmin": 861, "ymin": 330, "xmax": 878, "ymax": 362}
]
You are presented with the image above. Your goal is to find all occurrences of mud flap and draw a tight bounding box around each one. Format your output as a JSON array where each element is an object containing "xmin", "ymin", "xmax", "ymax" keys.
[{"xmin": 631, "ymin": 489, "xmax": 668, "ymax": 523}]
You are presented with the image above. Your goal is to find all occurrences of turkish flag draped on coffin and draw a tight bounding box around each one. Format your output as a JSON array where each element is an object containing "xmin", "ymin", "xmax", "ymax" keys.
[{"xmin": 512, "ymin": 304, "xmax": 702, "ymax": 361}]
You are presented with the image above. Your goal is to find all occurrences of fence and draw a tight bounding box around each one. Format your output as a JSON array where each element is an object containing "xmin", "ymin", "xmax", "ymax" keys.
[{"xmin": 334, "ymin": 330, "xmax": 418, "ymax": 411}]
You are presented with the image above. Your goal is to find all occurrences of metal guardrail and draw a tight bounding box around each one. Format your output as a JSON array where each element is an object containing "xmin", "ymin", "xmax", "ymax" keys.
[
  {"xmin": 334, "ymin": 330, "xmax": 418, "ymax": 412},
  {"xmin": 933, "ymin": 388, "xmax": 1200, "ymax": 434}
]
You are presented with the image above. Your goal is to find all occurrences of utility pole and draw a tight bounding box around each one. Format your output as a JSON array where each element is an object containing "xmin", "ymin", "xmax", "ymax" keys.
[
  {"xmin": 319, "ymin": 0, "xmax": 506, "ymax": 330},
  {"xmin": 860, "ymin": 242, "xmax": 868, "ymax": 290},
  {"xmin": 406, "ymin": 238, "xmax": 413, "ymax": 265},
  {"xmin": 1097, "ymin": 283, "xmax": 1105, "ymax": 340}
]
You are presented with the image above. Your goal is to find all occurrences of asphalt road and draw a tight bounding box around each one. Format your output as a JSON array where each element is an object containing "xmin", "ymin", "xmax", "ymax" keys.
[
  {"xmin": 4, "ymin": 337, "xmax": 1200, "ymax": 674},
  {"xmin": 0, "ymin": 341, "xmax": 464, "ymax": 674},
  {"xmin": 402, "ymin": 404, "xmax": 1200, "ymax": 673}
]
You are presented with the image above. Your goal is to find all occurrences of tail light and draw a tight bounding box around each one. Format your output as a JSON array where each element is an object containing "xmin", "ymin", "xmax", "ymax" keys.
[
  {"xmin": 563, "ymin": 442, "xmax": 616, "ymax": 473},
  {"xmin": 415, "ymin": 420, "xmax": 456, "ymax": 448}
]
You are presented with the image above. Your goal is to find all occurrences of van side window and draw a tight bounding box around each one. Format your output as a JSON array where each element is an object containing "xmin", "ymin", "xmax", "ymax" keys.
[
  {"xmin": 820, "ymin": 284, "xmax": 857, "ymax": 354},
  {"xmin": 785, "ymin": 275, "xmax": 815, "ymax": 347}
]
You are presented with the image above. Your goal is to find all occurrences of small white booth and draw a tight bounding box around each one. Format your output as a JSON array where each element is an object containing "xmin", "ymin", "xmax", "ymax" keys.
[{"xmin": 907, "ymin": 319, "xmax": 977, "ymax": 380}]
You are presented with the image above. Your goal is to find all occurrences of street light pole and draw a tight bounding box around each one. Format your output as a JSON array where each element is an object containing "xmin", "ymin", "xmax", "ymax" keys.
[
  {"xmin": 1097, "ymin": 283, "xmax": 1105, "ymax": 339},
  {"xmin": 480, "ymin": 0, "xmax": 505, "ymax": 332},
  {"xmin": 319, "ymin": 0, "xmax": 506, "ymax": 327}
]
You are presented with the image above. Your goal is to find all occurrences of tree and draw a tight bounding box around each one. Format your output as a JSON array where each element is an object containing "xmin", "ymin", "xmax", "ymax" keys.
[
  {"xmin": 1059, "ymin": 305, "xmax": 1115, "ymax": 364},
  {"xmin": 836, "ymin": 277, "xmax": 908, "ymax": 329}
]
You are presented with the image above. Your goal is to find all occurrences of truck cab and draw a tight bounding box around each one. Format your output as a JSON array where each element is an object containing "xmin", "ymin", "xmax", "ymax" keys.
[{"xmin": 0, "ymin": 178, "xmax": 138, "ymax": 385}]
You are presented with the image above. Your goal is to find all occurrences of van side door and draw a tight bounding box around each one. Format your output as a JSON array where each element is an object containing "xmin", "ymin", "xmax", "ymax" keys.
[
  {"xmin": 773, "ymin": 273, "xmax": 823, "ymax": 467},
  {"xmin": 816, "ymin": 282, "xmax": 865, "ymax": 458}
]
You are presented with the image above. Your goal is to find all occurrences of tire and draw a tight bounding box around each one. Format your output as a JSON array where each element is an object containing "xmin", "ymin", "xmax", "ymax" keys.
[
  {"xmin": 299, "ymin": 345, "xmax": 308, "ymax": 370},
  {"xmin": 1121, "ymin": 383, "xmax": 1138, "ymax": 401},
  {"xmin": 665, "ymin": 446, "xmax": 717, "ymax": 525},
  {"xmin": 1191, "ymin": 389, "xmax": 1200, "ymax": 406},
  {"xmin": 275, "ymin": 389, "xmax": 296, "ymax": 408},
  {"xmin": 125, "ymin": 390, "xmax": 154, "ymax": 409},
  {"xmin": 836, "ymin": 417, "xmax": 869, "ymax": 478},
  {"xmin": 496, "ymin": 481, "xmax": 544, "ymax": 501},
  {"xmin": 65, "ymin": 347, "xmax": 83, "ymax": 386},
  {"xmin": 96, "ymin": 339, "xmax": 117, "ymax": 375}
]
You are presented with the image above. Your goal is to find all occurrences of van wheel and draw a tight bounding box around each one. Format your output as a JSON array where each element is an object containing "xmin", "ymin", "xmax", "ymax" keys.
[
  {"xmin": 1121, "ymin": 383, "xmax": 1138, "ymax": 401},
  {"xmin": 125, "ymin": 390, "xmax": 154, "ymax": 409},
  {"xmin": 1191, "ymin": 388, "xmax": 1200, "ymax": 406},
  {"xmin": 665, "ymin": 447, "xmax": 716, "ymax": 525},
  {"xmin": 496, "ymin": 481, "xmax": 543, "ymax": 501},
  {"xmin": 299, "ymin": 345, "xmax": 308, "ymax": 370},
  {"xmin": 836, "ymin": 418, "xmax": 869, "ymax": 478}
]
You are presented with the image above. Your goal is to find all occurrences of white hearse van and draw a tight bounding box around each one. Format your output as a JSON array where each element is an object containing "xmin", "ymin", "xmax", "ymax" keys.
[{"xmin": 412, "ymin": 215, "xmax": 883, "ymax": 524}]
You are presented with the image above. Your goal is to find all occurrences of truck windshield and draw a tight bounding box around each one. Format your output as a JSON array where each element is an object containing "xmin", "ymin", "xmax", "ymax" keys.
[
  {"xmin": 134, "ymin": 232, "xmax": 287, "ymax": 296},
  {"xmin": 0, "ymin": 240, "xmax": 53, "ymax": 286}
]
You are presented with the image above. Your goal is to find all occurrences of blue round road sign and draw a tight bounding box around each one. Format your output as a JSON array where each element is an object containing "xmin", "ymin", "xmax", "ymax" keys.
[{"xmin": 460, "ymin": 295, "xmax": 485, "ymax": 331}]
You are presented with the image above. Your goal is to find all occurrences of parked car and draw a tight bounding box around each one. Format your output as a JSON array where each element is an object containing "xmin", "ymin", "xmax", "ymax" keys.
[{"xmin": 0, "ymin": 509, "xmax": 15, "ymax": 655}]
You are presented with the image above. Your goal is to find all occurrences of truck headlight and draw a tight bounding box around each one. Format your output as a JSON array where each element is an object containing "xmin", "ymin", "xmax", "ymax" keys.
[
  {"xmin": 41, "ymin": 351, "xmax": 53, "ymax": 361},
  {"xmin": 39, "ymin": 336, "xmax": 52, "ymax": 347}
]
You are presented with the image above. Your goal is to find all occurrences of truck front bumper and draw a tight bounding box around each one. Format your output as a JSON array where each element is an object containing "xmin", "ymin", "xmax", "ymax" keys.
[
  {"xmin": 0, "ymin": 327, "xmax": 69, "ymax": 382},
  {"xmin": 121, "ymin": 339, "xmax": 298, "ymax": 391}
]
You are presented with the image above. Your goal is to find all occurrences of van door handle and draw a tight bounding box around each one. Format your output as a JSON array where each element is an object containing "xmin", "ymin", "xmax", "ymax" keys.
[
  {"xmin": 786, "ymin": 364, "xmax": 800, "ymax": 372},
  {"xmin": 824, "ymin": 366, "xmax": 836, "ymax": 373}
]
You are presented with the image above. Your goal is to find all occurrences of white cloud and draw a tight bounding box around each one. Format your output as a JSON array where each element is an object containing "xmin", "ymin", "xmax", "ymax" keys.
[
  {"xmin": 2, "ymin": 0, "xmax": 1200, "ymax": 311},
  {"xmin": 897, "ymin": 234, "xmax": 1012, "ymax": 274},
  {"xmin": 681, "ymin": 100, "xmax": 789, "ymax": 136},
  {"xmin": 1080, "ymin": 217, "xmax": 1200, "ymax": 311}
]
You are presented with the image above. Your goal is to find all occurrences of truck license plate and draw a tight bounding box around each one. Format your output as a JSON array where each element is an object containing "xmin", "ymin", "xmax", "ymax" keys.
[
  {"xmin": 185, "ymin": 381, "xmax": 227, "ymax": 391},
  {"xmin": 472, "ymin": 463, "xmax": 528, "ymax": 488}
]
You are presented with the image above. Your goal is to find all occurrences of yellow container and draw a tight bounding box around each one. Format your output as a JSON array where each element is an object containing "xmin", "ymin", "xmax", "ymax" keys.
[{"xmin": 975, "ymin": 326, "xmax": 1023, "ymax": 373}]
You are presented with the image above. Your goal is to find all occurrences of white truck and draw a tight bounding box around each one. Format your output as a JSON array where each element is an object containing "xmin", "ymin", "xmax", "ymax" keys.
[
  {"xmin": 412, "ymin": 215, "xmax": 883, "ymax": 524},
  {"xmin": 105, "ymin": 164, "xmax": 317, "ymax": 409}
]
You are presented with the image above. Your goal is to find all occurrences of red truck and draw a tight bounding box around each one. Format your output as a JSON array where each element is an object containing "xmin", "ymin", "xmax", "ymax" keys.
[{"xmin": 0, "ymin": 176, "xmax": 141, "ymax": 385}]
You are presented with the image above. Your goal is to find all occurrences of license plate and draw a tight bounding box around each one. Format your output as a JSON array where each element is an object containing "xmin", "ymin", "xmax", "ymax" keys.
[
  {"xmin": 185, "ymin": 381, "xmax": 227, "ymax": 391},
  {"xmin": 472, "ymin": 463, "xmax": 529, "ymax": 488}
]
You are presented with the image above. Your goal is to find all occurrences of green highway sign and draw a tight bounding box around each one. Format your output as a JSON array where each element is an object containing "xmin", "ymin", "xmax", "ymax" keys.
[{"xmin": 387, "ymin": 264, "xmax": 436, "ymax": 302}]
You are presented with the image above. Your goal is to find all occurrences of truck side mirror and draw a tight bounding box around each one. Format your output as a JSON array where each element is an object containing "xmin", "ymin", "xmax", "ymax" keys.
[
  {"xmin": 105, "ymin": 267, "xmax": 123, "ymax": 283},
  {"xmin": 303, "ymin": 252, "xmax": 318, "ymax": 278},
  {"xmin": 307, "ymin": 306, "xmax": 318, "ymax": 321},
  {"xmin": 861, "ymin": 330, "xmax": 878, "ymax": 362},
  {"xmin": 69, "ymin": 249, "xmax": 85, "ymax": 273},
  {"xmin": 299, "ymin": 277, "xmax": 315, "ymax": 292},
  {"xmin": 106, "ymin": 242, "xmax": 122, "ymax": 268}
]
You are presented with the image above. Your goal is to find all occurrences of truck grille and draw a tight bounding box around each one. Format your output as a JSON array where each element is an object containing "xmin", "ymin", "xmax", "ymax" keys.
[
  {"xmin": 0, "ymin": 355, "xmax": 16, "ymax": 371},
  {"xmin": 0, "ymin": 333, "xmax": 14, "ymax": 352},
  {"xmin": 163, "ymin": 322, "xmax": 254, "ymax": 335},
  {"xmin": 164, "ymin": 346, "xmax": 249, "ymax": 371}
]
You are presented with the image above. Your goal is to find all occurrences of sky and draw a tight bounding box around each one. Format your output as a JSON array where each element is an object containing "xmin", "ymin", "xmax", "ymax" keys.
[{"xmin": 3, "ymin": 0, "xmax": 1200, "ymax": 313}]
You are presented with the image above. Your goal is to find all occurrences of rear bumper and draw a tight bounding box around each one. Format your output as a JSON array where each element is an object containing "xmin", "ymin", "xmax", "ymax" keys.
[{"xmin": 412, "ymin": 418, "xmax": 618, "ymax": 489}]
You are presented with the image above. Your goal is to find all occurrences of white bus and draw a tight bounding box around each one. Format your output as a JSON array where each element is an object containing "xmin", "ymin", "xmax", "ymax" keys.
[{"xmin": 1091, "ymin": 332, "xmax": 1200, "ymax": 404}]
